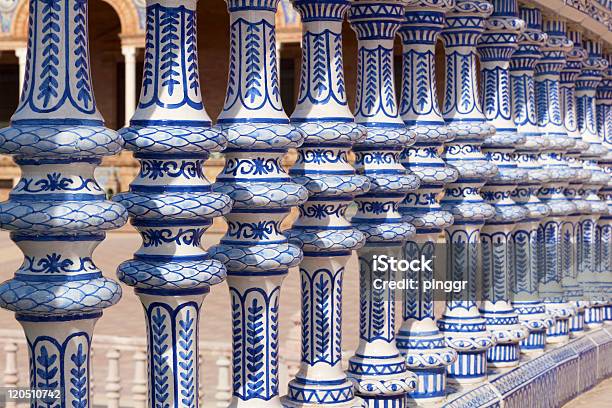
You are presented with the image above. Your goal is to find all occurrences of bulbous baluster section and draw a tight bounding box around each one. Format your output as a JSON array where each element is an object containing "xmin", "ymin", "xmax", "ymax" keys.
[
  {"xmin": 0, "ymin": 0, "xmax": 127, "ymax": 405},
  {"xmin": 535, "ymin": 17, "xmax": 576, "ymax": 345},
  {"xmin": 596, "ymin": 52, "xmax": 612, "ymax": 325},
  {"xmin": 477, "ymin": 0, "xmax": 529, "ymax": 368},
  {"xmin": 396, "ymin": 1, "xmax": 458, "ymax": 404},
  {"xmin": 559, "ymin": 28, "xmax": 589, "ymax": 337},
  {"xmin": 437, "ymin": 0, "xmax": 497, "ymax": 386},
  {"xmin": 576, "ymin": 38, "xmax": 610, "ymax": 329},
  {"xmin": 209, "ymin": 1, "xmax": 309, "ymax": 407},
  {"xmin": 346, "ymin": 2, "xmax": 420, "ymax": 406},
  {"xmin": 112, "ymin": 1, "xmax": 232, "ymax": 407},
  {"xmin": 280, "ymin": 1, "xmax": 369, "ymax": 407},
  {"xmin": 509, "ymin": 5, "xmax": 554, "ymax": 354}
]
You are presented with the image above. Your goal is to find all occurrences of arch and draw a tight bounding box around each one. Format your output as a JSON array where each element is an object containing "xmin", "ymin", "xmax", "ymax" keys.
[{"xmin": 12, "ymin": 0, "xmax": 143, "ymax": 40}]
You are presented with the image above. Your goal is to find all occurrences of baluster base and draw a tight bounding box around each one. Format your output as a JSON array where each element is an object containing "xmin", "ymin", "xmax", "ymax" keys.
[
  {"xmin": 480, "ymin": 304, "xmax": 528, "ymax": 367},
  {"xmin": 512, "ymin": 301, "xmax": 553, "ymax": 354},
  {"xmin": 569, "ymin": 301, "xmax": 586, "ymax": 336},
  {"xmin": 544, "ymin": 301, "xmax": 574, "ymax": 344},
  {"xmin": 585, "ymin": 302, "xmax": 605, "ymax": 329},
  {"xmin": 360, "ymin": 394, "xmax": 405, "ymax": 408},
  {"xmin": 397, "ymin": 320, "xmax": 456, "ymax": 404},
  {"xmin": 282, "ymin": 378, "xmax": 361, "ymax": 408},
  {"xmin": 519, "ymin": 329, "xmax": 547, "ymax": 353}
]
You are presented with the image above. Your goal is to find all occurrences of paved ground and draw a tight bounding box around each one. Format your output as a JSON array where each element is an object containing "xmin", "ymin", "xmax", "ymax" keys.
[
  {"xmin": 563, "ymin": 377, "xmax": 612, "ymax": 407},
  {"xmin": 0, "ymin": 230, "xmax": 609, "ymax": 406}
]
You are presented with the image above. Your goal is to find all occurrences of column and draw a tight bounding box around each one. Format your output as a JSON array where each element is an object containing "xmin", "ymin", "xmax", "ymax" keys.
[
  {"xmin": 576, "ymin": 38, "xmax": 610, "ymax": 329},
  {"xmin": 14, "ymin": 47, "xmax": 26, "ymax": 95},
  {"xmin": 121, "ymin": 45, "xmax": 137, "ymax": 128},
  {"xmin": 437, "ymin": 0, "xmax": 497, "ymax": 385},
  {"xmin": 596, "ymin": 51, "xmax": 612, "ymax": 324},
  {"xmin": 210, "ymin": 1, "xmax": 309, "ymax": 407},
  {"xmin": 534, "ymin": 17, "xmax": 575, "ymax": 345},
  {"xmin": 113, "ymin": 1, "xmax": 232, "ymax": 407},
  {"xmin": 560, "ymin": 28, "xmax": 589, "ymax": 337},
  {"xmin": 478, "ymin": 0, "xmax": 529, "ymax": 368},
  {"xmin": 396, "ymin": 1, "xmax": 458, "ymax": 404},
  {"xmin": 0, "ymin": 0, "xmax": 126, "ymax": 405},
  {"xmin": 280, "ymin": 1, "xmax": 368, "ymax": 406},
  {"xmin": 346, "ymin": 2, "xmax": 419, "ymax": 406},
  {"xmin": 509, "ymin": 5, "xmax": 555, "ymax": 354}
]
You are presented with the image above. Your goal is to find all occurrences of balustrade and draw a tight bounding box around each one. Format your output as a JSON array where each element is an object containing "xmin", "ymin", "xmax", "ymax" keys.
[
  {"xmin": 478, "ymin": 0, "xmax": 529, "ymax": 367},
  {"xmin": 535, "ymin": 17, "xmax": 576, "ymax": 345},
  {"xmin": 510, "ymin": 5, "xmax": 555, "ymax": 354},
  {"xmin": 397, "ymin": 0, "xmax": 458, "ymax": 404},
  {"xmin": 437, "ymin": 0, "xmax": 497, "ymax": 385}
]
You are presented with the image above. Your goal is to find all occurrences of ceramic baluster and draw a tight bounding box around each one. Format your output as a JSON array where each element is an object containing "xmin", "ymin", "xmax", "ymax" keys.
[
  {"xmin": 509, "ymin": 5, "xmax": 554, "ymax": 354},
  {"xmin": 576, "ymin": 38, "xmax": 610, "ymax": 329},
  {"xmin": 280, "ymin": 1, "xmax": 369, "ymax": 407},
  {"xmin": 345, "ymin": 2, "xmax": 420, "ymax": 406},
  {"xmin": 436, "ymin": 0, "xmax": 497, "ymax": 385},
  {"xmin": 477, "ymin": 0, "xmax": 529, "ymax": 368},
  {"xmin": 596, "ymin": 51, "xmax": 612, "ymax": 325},
  {"xmin": 534, "ymin": 17, "xmax": 576, "ymax": 345},
  {"xmin": 112, "ymin": 1, "xmax": 233, "ymax": 406},
  {"xmin": 209, "ymin": 1, "xmax": 309, "ymax": 407},
  {"xmin": 0, "ymin": 0, "xmax": 127, "ymax": 405},
  {"xmin": 396, "ymin": 0, "xmax": 458, "ymax": 404},
  {"xmin": 560, "ymin": 28, "xmax": 589, "ymax": 337}
]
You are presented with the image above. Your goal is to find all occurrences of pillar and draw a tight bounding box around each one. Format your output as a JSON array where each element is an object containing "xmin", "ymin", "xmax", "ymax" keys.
[
  {"xmin": 113, "ymin": 1, "xmax": 232, "ymax": 407},
  {"xmin": 534, "ymin": 17, "xmax": 576, "ymax": 345},
  {"xmin": 280, "ymin": 1, "xmax": 368, "ymax": 406},
  {"xmin": 478, "ymin": 0, "xmax": 529, "ymax": 368},
  {"xmin": 346, "ymin": 2, "xmax": 419, "ymax": 406},
  {"xmin": 14, "ymin": 47, "xmax": 26, "ymax": 95},
  {"xmin": 437, "ymin": 0, "xmax": 497, "ymax": 386},
  {"xmin": 121, "ymin": 45, "xmax": 137, "ymax": 128},
  {"xmin": 396, "ymin": 0, "xmax": 458, "ymax": 404},
  {"xmin": 560, "ymin": 28, "xmax": 589, "ymax": 337},
  {"xmin": 209, "ymin": 1, "xmax": 309, "ymax": 407},
  {"xmin": 509, "ymin": 5, "xmax": 554, "ymax": 354},
  {"xmin": 596, "ymin": 51, "xmax": 612, "ymax": 324},
  {"xmin": 0, "ymin": 0, "xmax": 126, "ymax": 405},
  {"xmin": 576, "ymin": 38, "xmax": 610, "ymax": 329}
]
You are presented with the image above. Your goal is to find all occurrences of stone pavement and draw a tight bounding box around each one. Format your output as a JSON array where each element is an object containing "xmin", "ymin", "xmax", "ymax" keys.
[
  {"xmin": 0, "ymin": 230, "xmax": 610, "ymax": 406},
  {"xmin": 563, "ymin": 377, "xmax": 612, "ymax": 407}
]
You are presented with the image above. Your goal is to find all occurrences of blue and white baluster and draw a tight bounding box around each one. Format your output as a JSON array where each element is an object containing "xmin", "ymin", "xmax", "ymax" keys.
[
  {"xmin": 576, "ymin": 38, "xmax": 610, "ymax": 330},
  {"xmin": 209, "ymin": 1, "xmax": 309, "ymax": 407},
  {"xmin": 436, "ymin": 0, "xmax": 497, "ymax": 386},
  {"xmin": 559, "ymin": 28, "xmax": 590, "ymax": 337},
  {"xmin": 280, "ymin": 1, "xmax": 369, "ymax": 407},
  {"xmin": 345, "ymin": 2, "xmax": 420, "ymax": 406},
  {"xmin": 509, "ymin": 5, "xmax": 554, "ymax": 354},
  {"xmin": 596, "ymin": 51, "xmax": 612, "ymax": 325},
  {"xmin": 477, "ymin": 0, "xmax": 529, "ymax": 368},
  {"xmin": 396, "ymin": 1, "xmax": 458, "ymax": 404},
  {"xmin": 534, "ymin": 17, "xmax": 576, "ymax": 345},
  {"xmin": 112, "ymin": 1, "xmax": 232, "ymax": 407},
  {"xmin": 0, "ymin": 0, "xmax": 127, "ymax": 405}
]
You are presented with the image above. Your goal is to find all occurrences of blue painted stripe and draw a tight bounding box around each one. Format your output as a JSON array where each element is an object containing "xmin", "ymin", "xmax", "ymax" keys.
[
  {"xmin": 133, "ymin": 254, "xmax": 210, "ymax": 262},
  {"xmin": 12, "ymin": 234, "xmax": 105, "ymax": 242},
  {"xmin": 131, "ymin": 219, "xmax": 212, "ymax": 227},
  {"xmin": 129, "ymin": 119, "xmax": 212, "ymax": 127},
  {"xmin": 12, "ymin": 119, "xmax": 105, "ymax": 126},
  {"xmin": 135, "ymin": 287, "xmax": 210, "ymax": 296},
  {"xmin": 16, "ymin": 312, "xmax": 103, "ymax": 322},
  {"xmin": 14, "ymin": 273, "xmax": 102, "ymax": 282},
  {"xmin": 10, "ymin": 193, "xmax": 105, "ymax": 201}
]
